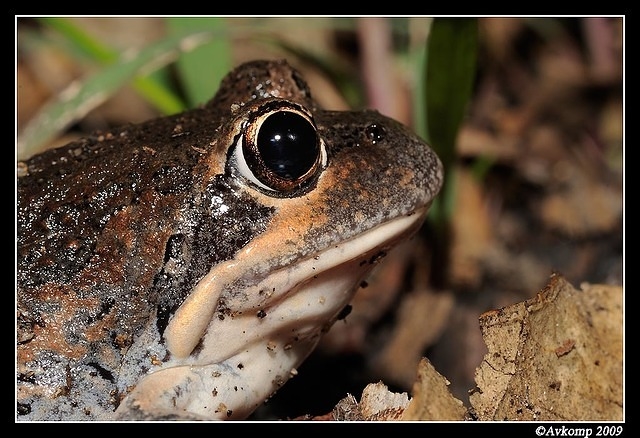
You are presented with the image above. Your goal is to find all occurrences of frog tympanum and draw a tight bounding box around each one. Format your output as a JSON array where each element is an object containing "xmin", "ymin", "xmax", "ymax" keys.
[{"xmin": 17, "ymin": 59, "xmax": 443, "ymax": 420}]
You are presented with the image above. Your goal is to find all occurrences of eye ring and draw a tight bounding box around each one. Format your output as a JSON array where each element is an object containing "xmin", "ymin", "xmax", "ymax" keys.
[{"xmin": 233, "ymin": 101, "xmax": 327, "ymax": 196}]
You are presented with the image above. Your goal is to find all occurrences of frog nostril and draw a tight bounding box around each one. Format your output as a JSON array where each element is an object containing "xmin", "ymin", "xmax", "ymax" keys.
[{"xmin": 364, "ymin": 123, "xmax": 386, "ymax": 144}]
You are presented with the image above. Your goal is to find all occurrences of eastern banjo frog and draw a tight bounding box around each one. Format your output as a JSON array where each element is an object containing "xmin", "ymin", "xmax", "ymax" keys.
[{"xmin": 17, "ymin": 59, "xmax": 443, "ymax": 420}]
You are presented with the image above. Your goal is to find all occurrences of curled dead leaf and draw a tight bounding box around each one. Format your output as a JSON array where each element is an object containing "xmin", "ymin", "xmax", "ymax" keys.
[{"xmin": 469, "ymin": 273, "xmax": 623, "ymax": 420}]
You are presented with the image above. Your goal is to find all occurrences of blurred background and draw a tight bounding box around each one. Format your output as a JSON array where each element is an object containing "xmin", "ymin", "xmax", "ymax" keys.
[{"xmin": 16, "ymin": 16, "xmax": 623, "ymax": 420}]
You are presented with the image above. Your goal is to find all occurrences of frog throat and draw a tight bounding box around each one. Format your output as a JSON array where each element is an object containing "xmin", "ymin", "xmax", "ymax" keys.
[{"xmin": 163, "ymin": 206, "xmax": 428, "ymax": 362}]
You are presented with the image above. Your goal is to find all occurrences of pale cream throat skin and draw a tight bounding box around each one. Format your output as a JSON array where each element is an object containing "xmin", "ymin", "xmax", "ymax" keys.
[{"xmin": 16, "ymin": 59, "xmax": 444, "ymax": 421}]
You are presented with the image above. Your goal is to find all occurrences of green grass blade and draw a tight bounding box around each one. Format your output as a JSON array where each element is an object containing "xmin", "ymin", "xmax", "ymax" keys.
[
  {"xmin": 423, "ymin": 17, "xmax": 478, "ymax": 222},
  {"xmin": 166, "ymin": 17, "xmax": 232, "ymax": 107},
  {"xmin": 36, "ymin": 17, "xmax": 186, "ymax": 116},
  {"xmin": 424, "ymin": 17, "xmax": 477, "ymax": 171},
  {"xmin": 38, "ymin": 17, "xmax": 116, "ymax": 63},
  {"xmin": 18, "ymin": 31, "xmax": 215, "ymax": 160}
]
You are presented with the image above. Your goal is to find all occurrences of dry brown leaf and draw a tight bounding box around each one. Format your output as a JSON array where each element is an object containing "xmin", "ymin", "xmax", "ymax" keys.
[
  {"xmin": 401, "ymin": 358, "xmax": 467, "ymax": 421},
  {"xmin": 538, "ymin": 165, "xmax": 622, "ymax": 237},
  {"xmin": 449, "ymin": 167, "xmax": 494, "ymax": 288},
  {"xmin": 372, "ymin": 289, "xmax": 454, "ymax": 388},
  {"xmin": 469, "ymin": 273, "xmax": 623, "ymax": 420},
  {"xmin": 358, "ymin": 382, "xmax": 409, "ymax": 420},
  {"xmin": 330, "ymin": 359, "xmax": 466, "ymax": 421},
  {"xmin": 325, "ymin": 274, "xmax": 622, "ymax": 422},
  {"xmin": 332, "ymin": 382, "xmax": 409, "ymax": 421},
  {"xmin": 456, "ymin": 125, "xmax": 520, "ymax": 160}
]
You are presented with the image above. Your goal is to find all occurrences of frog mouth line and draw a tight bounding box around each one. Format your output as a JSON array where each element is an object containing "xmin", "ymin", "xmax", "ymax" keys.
[
  {"xmin": 165, "ymin": 205, "xmax": 430, "ymax": 364},
  {"xmin": 238, "ymin": 205, "xmax": 430, "ymax": 337},
  {"xmin": 259, "ymin": 206, "xmax": 430, "ymax": 316}
]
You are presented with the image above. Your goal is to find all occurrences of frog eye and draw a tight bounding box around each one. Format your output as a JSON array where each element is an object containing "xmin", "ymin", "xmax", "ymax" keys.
[{"xmin": 234, "ymin": 102, "xmax": 326, "ymax": 195}]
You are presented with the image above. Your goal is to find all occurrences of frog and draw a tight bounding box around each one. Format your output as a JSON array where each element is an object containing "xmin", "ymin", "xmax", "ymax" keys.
[{"xmin": 16, "ymin": 59, "xmax": 443, "ymax": 421}]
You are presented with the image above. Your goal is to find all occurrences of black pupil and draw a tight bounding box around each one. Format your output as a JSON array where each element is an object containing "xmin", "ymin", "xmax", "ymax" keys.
[{"xmin": 257, "ymin": 111, "xmax": 318, "ymax": 180}]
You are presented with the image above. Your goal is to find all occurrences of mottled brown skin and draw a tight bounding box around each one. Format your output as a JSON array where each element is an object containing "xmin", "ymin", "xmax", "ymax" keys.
[{"xmin": 17, "ymin": 59, "xmax": 443, "ymax": 420}]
